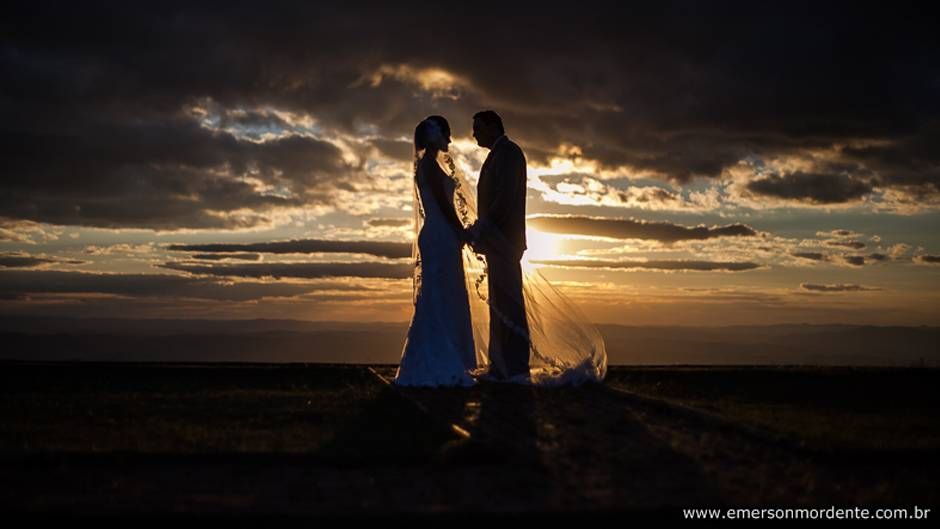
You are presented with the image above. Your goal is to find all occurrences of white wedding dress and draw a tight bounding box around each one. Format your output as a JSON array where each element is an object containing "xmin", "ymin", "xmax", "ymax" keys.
[{"xmin": 393, "ymin": 158, "xmax": 478, "ymax": 387}]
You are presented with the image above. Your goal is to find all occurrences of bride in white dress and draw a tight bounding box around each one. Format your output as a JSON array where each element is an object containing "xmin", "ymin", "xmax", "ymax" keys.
[
  {"xmin": 394, "ymin": 116, "xmax": 477, "ymax": 386},
  {"xmin": 394, "ymin": 115, "xmax": 607, "ymax": 387}
]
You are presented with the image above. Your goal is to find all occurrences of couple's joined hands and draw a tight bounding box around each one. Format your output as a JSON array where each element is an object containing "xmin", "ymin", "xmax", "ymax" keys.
[{"xmin": 459, "ymin": 221, "xmax": 483, "ymax": 252}]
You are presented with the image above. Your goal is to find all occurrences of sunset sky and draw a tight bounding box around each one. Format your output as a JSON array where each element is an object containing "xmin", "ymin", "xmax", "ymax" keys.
[{"xmin": 2, "ymin": 3, "xmax": 939, "ymax": 326}]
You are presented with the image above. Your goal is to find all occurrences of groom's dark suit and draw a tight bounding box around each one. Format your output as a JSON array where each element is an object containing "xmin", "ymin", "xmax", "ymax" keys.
[{"xmin": 477, "ymin": 135, "xmax": 530, "ymax": 378}]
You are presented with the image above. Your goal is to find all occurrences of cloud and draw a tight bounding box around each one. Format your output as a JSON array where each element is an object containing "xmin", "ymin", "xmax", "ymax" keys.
[
  {"xmin": 366, "ymin": 218, "xmax": 411, "ymax": 228},
  {"xmin": 825, "ymin": 240, "xmax": 866, "ymax": 250},
  {"xmin": 191, "ymin": 253, "xmax": 261, "ymax": 261},
  {"xmin": 791, "ymin": 252, "xmax": 827, "ymax": 262},
  {"xmin": 83, "ymin": 243, "xmax": 155, "ymax": 255},
  {"xmin": 839, "ymin": 255, "xmax": 867, "ymax": 267},
  {"xmin": 369, "ymin": 140, "xmax": 414, "ymax": 162},
  {"xmin": 0, "ymin": 252, "xmax": 87, "ymax": 268},
  {"xmin": 534, "ymin": 258, "xmax": 761, "ymax": 272},
  {"xmin": 800, "ymin": 283, "xmax": 882, "ymax": 292},
  {"xmin": 821, "ymin": 229, "xmax": 857, "ymax": 238},
  {"xmin": 158, "ymin": 260, "xmax": 413, "ymax": 280},
  {"xmin": 0, "ymin": 2, "xmax": 936, "ymax": 234},
  {"xmin": 0, "ymin": 254, "xmax": 57, "ymax": 268},
  {"xmin": 530, "ymin": 174, "xmax": 725, "ymax": 212},
  {"xmin": 167, "ymin": 239, "xmax": 412, "ymax": 259},
  {"xmin": 0, "ymin": 270, "xmax": 369, "ymax": 302},
  {"xmin": 0, "ymin": 218, "xmax": 64, "ymax": 244},
  {"xmin": 841, "ymin": 126, "xmax": 940, "ymax": 192},
  {"xmin": 527, "ymin": 215, "xmax": 757, "ymax": 243},
  {"xmin": 361, "ymin": 64, "xmax": 474, "ymax": 100},
  {"xmin": 744, "ymin": 172, "xmax": 874, "ymax": 205},
  {"xmin": 888, "ymin": 243, "xmax": 912, "ymax": 259},
  {"xmin": 2, "ymin": 117, "xmax": 351, "ymax": 230},
  {"xmin": 791, "ymin": 247, "xmax": 894, "ymax": 266},
  {"xmin": 914, "ymin": 255, "xmax": 940, "ymax": 265}
]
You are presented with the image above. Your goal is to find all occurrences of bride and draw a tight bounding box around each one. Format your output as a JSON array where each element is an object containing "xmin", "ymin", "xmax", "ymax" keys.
[
  {"xmin": 394, "ymin": 116, "xmax": 478, "ymax": 386},
  {"xmin": 394, "ymin": 115, "xmax": 607, "ymax": 387}
]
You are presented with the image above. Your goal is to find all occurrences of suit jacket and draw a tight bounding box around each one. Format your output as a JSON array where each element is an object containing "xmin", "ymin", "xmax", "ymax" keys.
[{"xmin": 477, "ymin": 135, "xmax": 527, "ymax": 258}]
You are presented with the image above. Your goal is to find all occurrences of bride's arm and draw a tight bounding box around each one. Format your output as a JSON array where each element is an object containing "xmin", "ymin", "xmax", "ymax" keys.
[{"xmin": 425, "ymin": 159, "xmax": 467, "ymax": 239}]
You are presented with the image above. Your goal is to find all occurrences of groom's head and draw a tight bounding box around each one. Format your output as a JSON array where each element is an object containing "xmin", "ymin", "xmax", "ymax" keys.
[{"xmin": 472, "ymin": 110, "xmax": 504, "ymax": 149}]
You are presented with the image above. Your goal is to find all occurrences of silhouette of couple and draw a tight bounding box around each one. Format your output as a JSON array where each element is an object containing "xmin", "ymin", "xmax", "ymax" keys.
[{"xmin": 394, "ymin": 110, "xmax": 607, "ymax": 387}]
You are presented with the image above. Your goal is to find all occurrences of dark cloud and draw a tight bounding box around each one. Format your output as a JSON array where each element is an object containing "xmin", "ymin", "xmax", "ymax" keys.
[
  {"xmin": 191, "ymin": 253, "xmax": 261, "ymax": 261},
  {"xmin": 744, "ymin": 172, "xmax": 874, "ymax": 204},
  {"xmin": 841, "ymin": 125, "xmax": 940, "ymax": 190},
  {"xmin": 366, "ymin": 218, "xmax": 411, "ymax": 228},
  {"xmin": 158, "ymin": 261, "xmax": 413, "ymax": 280},
  {"xmin": 0, "ymin": 252, "xmax": 86, "ymax": 268},
  {"xmin": 0, "ymin": 254, "xmax": 56, "ymax": 268},
  {"xmin": 840, "ymin": 255, "xmax": 867, "ymax": 267},
  {"xmin": 800, "ymin": 283, "xmax": 881, "ymax": 292},
  {"xmin": 914, "ymin": 255, "xmax": 940, "ymax": 265},
  {"xmin": 534, "ymin": 259, "xmax": 761, "ymax": 272},
  {"xmin": 369, "ymin": 139, "xmax": 414, "ymax": 162},
  {"xmin": 0, "ymin": 116, "xmax": 349, "ymax": 229},
  {"xmin": 167, "ymin": 239, "xmax": 412, "ymax": 259},
  {"xmin": 867, "ymin": 253, "xmax": 889, "ymax": 262},
  {"xmin": 527, "ymin": 215, "xmax": 757, "ymax": 242},
  {"xmin": 1, "ymin": 2, "xmax": 937, "ymax": 231},
  {"xmin": 791, "ymin": 252, "xmax": 827, "ymax": 262},
  {"xmin": 826, "ymin": 240, "xmax": 866, "ymax": 250},
  {"xmin": 0, "ymin": 270, "xmax": 365, "ymax": 301}
]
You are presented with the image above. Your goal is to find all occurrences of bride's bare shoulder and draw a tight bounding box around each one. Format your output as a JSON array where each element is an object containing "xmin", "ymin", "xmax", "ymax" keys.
[
  {"xmin": 417, "ymin": 155, "xmax": 443, "ymax": 177},
  {"xmin": 419, "ymin": 154, "xmax": 440, "ymax": 168}
]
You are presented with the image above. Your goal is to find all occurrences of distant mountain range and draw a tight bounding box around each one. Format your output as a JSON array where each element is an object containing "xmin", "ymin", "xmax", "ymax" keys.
[{"xmin": 1, "ymin": 316, "xmax": 937, "ymax": 367}]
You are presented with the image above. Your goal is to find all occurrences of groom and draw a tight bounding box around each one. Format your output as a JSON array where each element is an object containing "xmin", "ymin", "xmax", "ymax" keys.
[{"xmin": 467, "ymin": 110, "xmax": 530, "ymax": 380}]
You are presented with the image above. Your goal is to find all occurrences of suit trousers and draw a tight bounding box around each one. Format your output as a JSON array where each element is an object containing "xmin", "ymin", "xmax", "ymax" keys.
[{"xmin": 487, "ymin": 252, "xmax": 530, "ymax": 378}]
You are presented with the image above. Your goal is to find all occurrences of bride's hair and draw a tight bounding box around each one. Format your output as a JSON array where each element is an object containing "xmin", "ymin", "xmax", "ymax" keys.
[{"xmin": 414, "ymin": 115, "xmax": 450, "ymax": 153}]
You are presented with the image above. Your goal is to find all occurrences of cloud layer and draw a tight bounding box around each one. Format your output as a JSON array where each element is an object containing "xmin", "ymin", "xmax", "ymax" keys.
[
  {"xmin": 1, "ymin": 3, "xmax": 938, "ymax": 232},
  {"xmin": 528, "ymin": 215, "xmax": 757, "ymax": 242},
  {"xmin": 535, "ymin": 258, "xmax": 761, "ymax": 272},
  {"xmin": 0, "ymin": 270, "xmax": 362, "ymax": 301},
  {"xmin": 168, "ymin": 239, "xmax": 412, "ymax": 259},
  {"xmin": 800, "ymin": 283, "xmax": 882, "ymax": 293},
  {"xmin": 159, "ymin": 261, "xmax": 413, "ymax": 280}
]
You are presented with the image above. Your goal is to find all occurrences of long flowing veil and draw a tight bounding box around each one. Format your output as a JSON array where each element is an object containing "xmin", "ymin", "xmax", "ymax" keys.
[{"xmin": 411, "ymin": 148, "xmax": 607, "ymax": 386}]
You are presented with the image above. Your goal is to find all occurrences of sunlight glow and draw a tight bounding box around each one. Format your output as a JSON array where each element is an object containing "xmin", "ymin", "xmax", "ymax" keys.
[
  {"xmin": 365, "ymin": 64, "xmax": 468, "ymax": 100},
  {"xmin": 522, "ymin": 228, "xmax": 562, "ymax": 272}
]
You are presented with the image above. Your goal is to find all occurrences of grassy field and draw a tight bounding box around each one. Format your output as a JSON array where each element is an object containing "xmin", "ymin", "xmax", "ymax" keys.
[
  {"xmin": 0, "ymin": 363, "xmax": 456, "ymax": 458},
  {"xmin": 606, "ymin": 366, "xmax": 939, "ymax": 453},
  {"xmin": 1, "ymin": 362, "xmax": 937, "ymax": 514}
]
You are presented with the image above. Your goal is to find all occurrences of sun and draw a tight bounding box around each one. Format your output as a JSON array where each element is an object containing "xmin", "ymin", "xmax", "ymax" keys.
[{"xmin": 522, "ymin": 228, "xmax": 561, "ymax": 272}]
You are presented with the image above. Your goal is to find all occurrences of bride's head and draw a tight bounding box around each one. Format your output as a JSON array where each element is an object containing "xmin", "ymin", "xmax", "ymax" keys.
[{"xmin": 414, "ymin": 115, "xmax": 451, "ymax": 156}]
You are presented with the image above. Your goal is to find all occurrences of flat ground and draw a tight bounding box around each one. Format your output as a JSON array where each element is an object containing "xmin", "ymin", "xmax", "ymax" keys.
[{"xmin": 1, "ymin": 362, "xmax": 937, "ymax": 516}]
